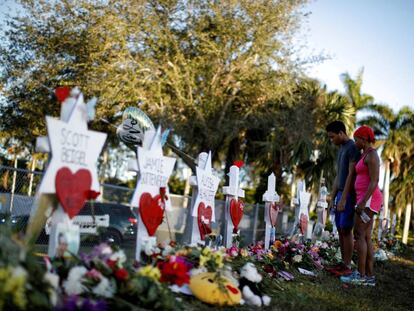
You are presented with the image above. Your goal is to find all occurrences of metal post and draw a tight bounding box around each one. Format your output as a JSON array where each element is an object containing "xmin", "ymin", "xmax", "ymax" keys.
[{"xmin": 9, "ymin": 157, "xmax": 18, "ymax": 213}]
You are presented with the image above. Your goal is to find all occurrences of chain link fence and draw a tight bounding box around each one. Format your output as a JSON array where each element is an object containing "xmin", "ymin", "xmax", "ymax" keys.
[{"xmin": 0, "ymin": 165, "xmax": 292, "ymax": 253}]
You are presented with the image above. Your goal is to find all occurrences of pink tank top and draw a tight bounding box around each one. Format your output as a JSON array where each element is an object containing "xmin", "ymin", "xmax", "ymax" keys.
[{"xmin": 354, "ymin": 149, "xmax": 383, "ymax": 213}]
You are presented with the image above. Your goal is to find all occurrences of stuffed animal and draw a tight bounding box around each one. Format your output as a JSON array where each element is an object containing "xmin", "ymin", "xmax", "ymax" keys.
[
  {"xmin": 239, "ymin": 263, "xmax": 271, "ymax": 307},
  {"xmin": 189, "ymin": 272, "xmax": 241, "ymax": 306}
]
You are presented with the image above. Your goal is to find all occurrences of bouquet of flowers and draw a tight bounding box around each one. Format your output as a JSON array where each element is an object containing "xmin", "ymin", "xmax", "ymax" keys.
[{"xmin": 0, "ymin": 225, "xmax": 55, "ymax": 311}]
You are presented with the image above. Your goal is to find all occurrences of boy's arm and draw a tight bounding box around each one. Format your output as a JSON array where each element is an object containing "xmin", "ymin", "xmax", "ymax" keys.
[
  {"xmin": 336, "ymin": 161, "xmax": 356, "ymax": 212},
  {"xmin": 329, "ymin": 175, "xmax": 339, "ymax": 210}
]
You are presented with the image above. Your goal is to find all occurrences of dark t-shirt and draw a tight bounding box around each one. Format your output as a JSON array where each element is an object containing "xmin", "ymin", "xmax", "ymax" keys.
[{"xmin": 337, "ymin": 139, "xmax": 360, "ymax": 191}]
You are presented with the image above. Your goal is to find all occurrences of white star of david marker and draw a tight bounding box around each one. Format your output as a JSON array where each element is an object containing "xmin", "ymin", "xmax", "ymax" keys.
[
  {"xmin": 38, "ymin": 93, "xmax": 107, "ymax": 194},
  {"xmin": 130, "ymin": 127, "xmax": 176, "ymax": 210},
  {"xmin": 262, "ymin": 173, "xmax": 280, "ymax": 203},
  {"xmin": 192, "ymin": 151, "xmax": 220, "ymax": 221}
]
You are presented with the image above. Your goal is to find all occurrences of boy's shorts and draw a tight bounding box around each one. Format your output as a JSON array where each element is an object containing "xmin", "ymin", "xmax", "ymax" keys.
[{"xmin": 334, "ymin": 191, "xmax": 355, "ymax": 230}]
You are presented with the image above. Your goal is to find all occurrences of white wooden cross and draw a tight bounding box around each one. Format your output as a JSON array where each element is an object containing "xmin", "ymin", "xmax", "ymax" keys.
[
  {"xmin": 290, "ymin": 180, "xmax": 311, "ymax": 238},
  {"xmin": 33, "ymin": 89, "xmax": 106, "ymax": 257},
  {"xmin": 222, "ymin": 165, "xmax": 245, "ymax": 248},
  {"xmin": 183, "ymin": 152, "xmax": 220, "ymax": 245},
  {"xmin": 313, "ymin": 178, "xmax": 328, "ymax": 241},
  {"xmin": 129, "ymin": 127, "xmax": 176, "ymax": 261},
  {"xmin": 262, "ymin": 173, "xmax": 280, "ymax": 249}
]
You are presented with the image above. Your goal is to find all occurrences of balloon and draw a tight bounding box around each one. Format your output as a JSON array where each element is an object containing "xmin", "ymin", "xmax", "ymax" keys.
[{"xmin": 116, "ymin": 107, "xmax": 155, "ymax": 147}]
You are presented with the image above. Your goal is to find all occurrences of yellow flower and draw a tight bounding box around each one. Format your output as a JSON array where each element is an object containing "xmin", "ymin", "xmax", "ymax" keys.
[
  {"xmin": 240, "ymin": 248, "xmax": 249, "ymax": 257},
  {"xmin": 0, "ymin": 267, "xmax": 10, "ymax": 280},
  {"xmin": 199, "ymin": 254, "xmax": 209, "ymax": 267},
  {"xmin": 3, "ymin": 266, "xmax": 27, "ymax": 310},
  {"xmin": 273, "ymin": 240, "xmax": 283, "ymax": 250},
  {"xmin": 201, "ymin": 247, "xmax": 212, "ymax": 256},
  {"xmin": 175, "ymin": 248, "xmax": 190, "ymax": 257},
  {"xmin": 267, "ymin": 252, "xmax": 274, "ymax": 260},
  {"xmin": 137, "ymin": 265, "xmax": 161, "ymax": 282},
  {"xmin": 213, "ymin": 252, "xmax": 224, "ymax": 268}
]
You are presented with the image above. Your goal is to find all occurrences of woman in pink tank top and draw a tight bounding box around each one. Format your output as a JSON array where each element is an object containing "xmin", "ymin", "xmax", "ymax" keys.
[{"xmin": 351, "ymin": 125, "xmax": 382, "ymax": 285}]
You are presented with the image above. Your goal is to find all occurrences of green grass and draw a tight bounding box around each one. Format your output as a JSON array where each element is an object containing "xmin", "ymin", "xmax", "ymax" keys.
[
  {"xmin": 32, "ymin": 243, "xmax": 414, "ymax": 311},
  {"xmin": 180, "ymin": 247, "xmax": 414, "ymax": 311}
]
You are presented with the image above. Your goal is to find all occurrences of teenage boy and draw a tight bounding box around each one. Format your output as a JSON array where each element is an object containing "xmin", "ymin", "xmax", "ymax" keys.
[{"xmin": 326, "ymin": 121, "xmax": 360, "ymax": 276}]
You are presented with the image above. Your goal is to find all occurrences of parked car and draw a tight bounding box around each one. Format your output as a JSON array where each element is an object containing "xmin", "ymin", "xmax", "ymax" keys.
[
  {"xmin": 1, "ymin": 202, "xmax": 137, "ymax": 245},
  {"xmin": 77, "ymin": 202, "xmax": 137, "ymax": 244}
]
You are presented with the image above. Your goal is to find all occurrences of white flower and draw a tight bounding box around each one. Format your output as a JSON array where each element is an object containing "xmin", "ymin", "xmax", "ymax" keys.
[
  {"xmin": 144, "ymin": 245, "xmax": 160, "ymax": 256},
  {"xmin": 293, "ymin": 254, "xmax": 303, "ymax": 263},
  {"xmin": 44, "ymin": 272, "xmax": 60, "ymax": 306},
  {"xmin": 63, "ymin": 266, "xmax": 87, "ymax": 295},
  {"xmin": 162, "ymin": 245, "xmax": 173, "ymax": 257},
  {"xmin": 12, "ymin": 266, "xmax": 28, "ymax": 278},
  {"xmin": 92, "ymin": 276, "xmax": 116, "ymax": 298},
  {"xmin": 101, "ymin": 245, "xmax": 113, "ymax": 255},
  {"xmin": 314, "ymin": 240, "xmax": 322, "ymax": 247},
  {"xmin": 44, "ymin": 272, "xmax": 59, "ymax": 289},
  {"xmin": 110, "ymin": 250, "xmax": 126, "ymax": 264},
  {"xmin": 334, "ymin": 249, "xmax": 342, "ymax": 261}
]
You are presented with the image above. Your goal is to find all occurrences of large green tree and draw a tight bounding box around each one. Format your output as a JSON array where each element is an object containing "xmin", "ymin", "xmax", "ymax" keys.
[{"xmin": 0, "ymin": 0, "xmax": 312, "ymax": 173}]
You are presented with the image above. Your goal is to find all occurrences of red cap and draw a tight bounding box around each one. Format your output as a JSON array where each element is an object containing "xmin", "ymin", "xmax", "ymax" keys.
[{"xmin": 354, "ymin": 125, "xmax": 375, "ymax": 143}]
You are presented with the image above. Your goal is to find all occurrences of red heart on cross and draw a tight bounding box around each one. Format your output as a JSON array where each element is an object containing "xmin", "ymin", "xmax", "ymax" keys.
[
  {"xmin": 269, "ymin": 202, "xmax": 279, "ymax": 226},
  {"xmin": 230, "ymin": 198, "xmax": 244, "ymax": 232},
  {"xmin": 55, "ymin": 167, "xmax": 92, "ymax": 219},
  {"xmin": 299, "ymin": 213, "xmax": 308, "ymax": 235},
  {"xmin": 139, "ymin": 192, "xmax": 164, "ymax": 236},
  {"xmin": 197, "ymin": 202, "xmax": 213, "ymax": 240}
]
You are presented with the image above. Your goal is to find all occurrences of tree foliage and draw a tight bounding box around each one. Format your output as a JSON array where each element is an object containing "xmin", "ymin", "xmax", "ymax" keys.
[{"xmin": 0, "ymin": 0, "xmax": 311, "ymax": 166}]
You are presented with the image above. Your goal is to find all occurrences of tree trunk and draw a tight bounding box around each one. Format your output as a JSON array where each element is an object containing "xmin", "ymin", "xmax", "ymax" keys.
[
  {"xmin": 2, "ymin": 169, "xmax": 9, "ymax": 190},
  {"xmin": 397, "ymin": 204, "xmax": 403, "ymax": 230},
  {"xmin": 382, "ymin": 160, "xmax": 390, "ymax": 219},
  {"xmin": 98, "ymin": 149, "xmax": 109, "ymax": 202},
  {"xmin": 402, "ymin": 203, "xmax": 412, "ymax": 244},
  {"xmin": 309, "ymin": 188, "xmax": 318, "ymax": 213},
  {"xmin": 10, "ymin": 156, "xmax": 18, "ymax": 213}
]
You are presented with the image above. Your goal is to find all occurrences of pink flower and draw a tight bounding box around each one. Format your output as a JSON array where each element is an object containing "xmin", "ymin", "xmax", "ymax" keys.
[
  {"xmin": 227, "ymin": 246, "xmax": 239, "ymax": 257},
  {"xmin": 85, "ymin": 269, "xmax": 102, "ymax": 281}
]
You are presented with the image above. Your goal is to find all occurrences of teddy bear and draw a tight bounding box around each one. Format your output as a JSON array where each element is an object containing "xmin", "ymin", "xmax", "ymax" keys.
[{"xmin": 239, "ymin": 262, "xmax": 271, "ymax": 307}]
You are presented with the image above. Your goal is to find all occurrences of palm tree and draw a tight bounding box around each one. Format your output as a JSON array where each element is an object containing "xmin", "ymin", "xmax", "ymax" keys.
[
  {"xmin": 391, "ymin": 150, "xmax": 414, "ymax": 244},
  {"xmin": 359, "ymin": 105, "xmax": 413, "ymax": 219},
  {"xmin": 341, "ymin": 68, "xmax": 374, "ymax": 111}
]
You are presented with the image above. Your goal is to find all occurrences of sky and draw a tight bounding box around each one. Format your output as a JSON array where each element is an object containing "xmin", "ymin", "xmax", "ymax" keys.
[{"xmin": 302, "ymin": 0, "xmax": 414, "ymax": 112}]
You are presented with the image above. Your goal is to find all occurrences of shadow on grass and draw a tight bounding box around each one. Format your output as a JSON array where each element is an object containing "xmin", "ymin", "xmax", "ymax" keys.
[
  {"xmin": 180, "ymin": 247, "xmax": 414, "ymax": 311},
  {"xmin": 32, "ymin": 243, "xmax": 413, "ymax": 311}
]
